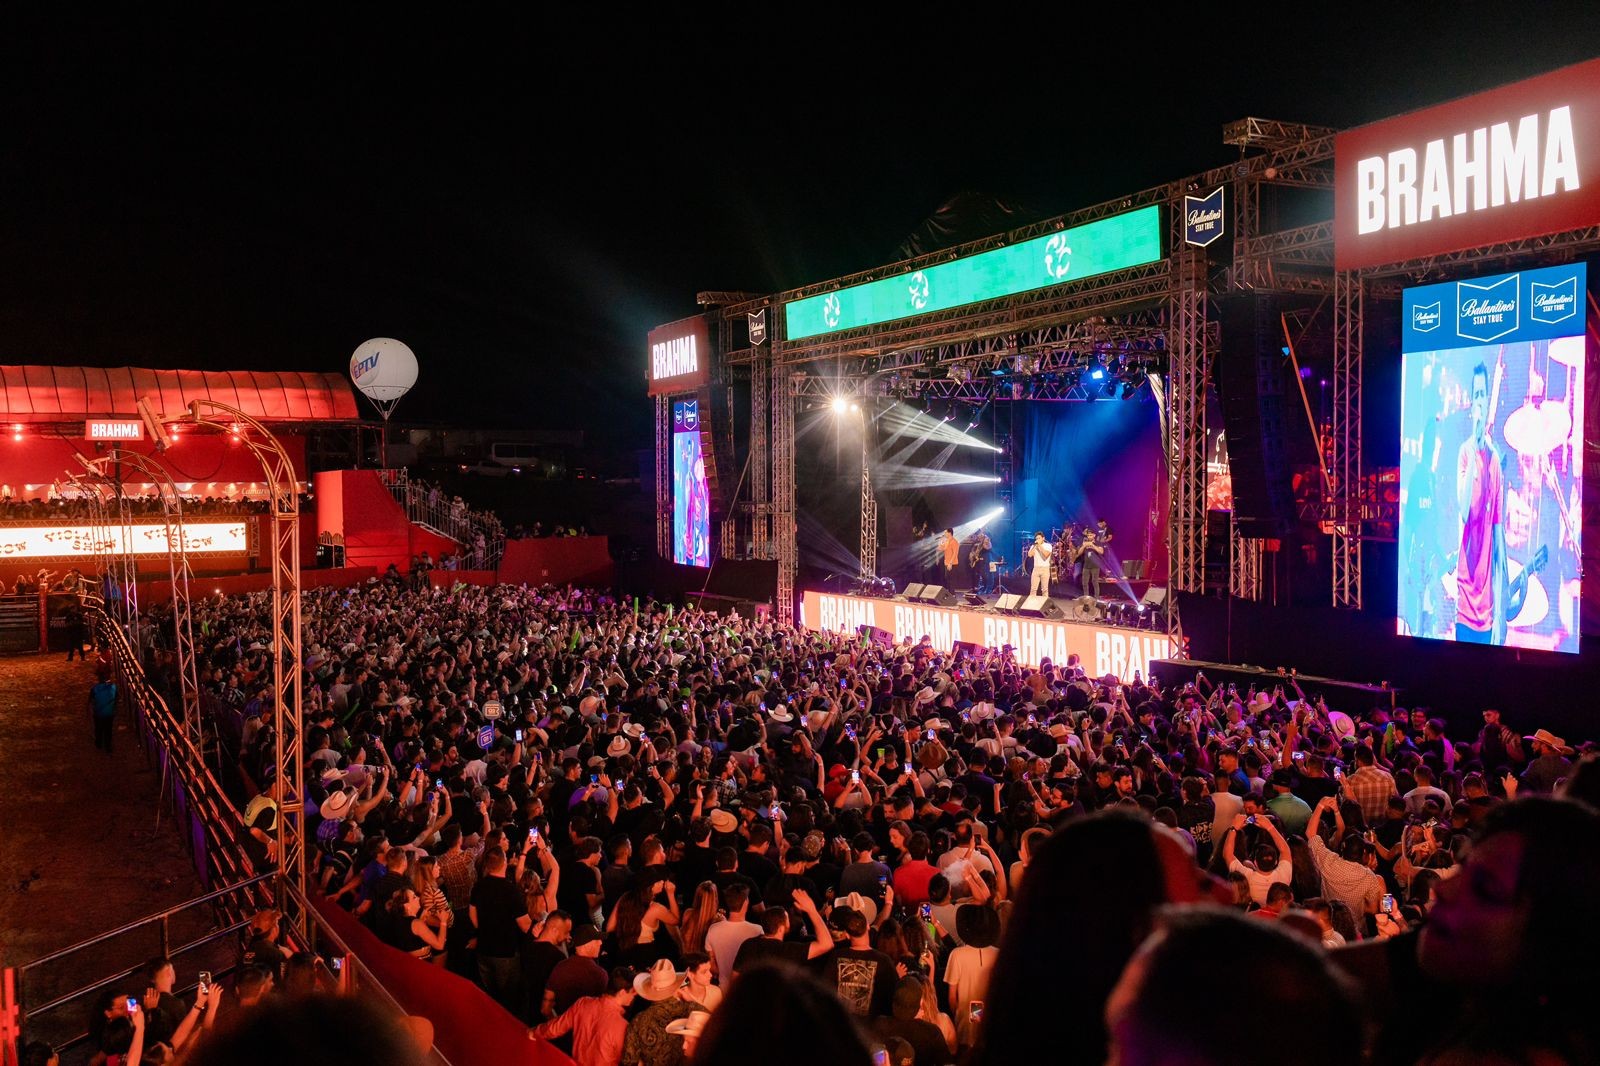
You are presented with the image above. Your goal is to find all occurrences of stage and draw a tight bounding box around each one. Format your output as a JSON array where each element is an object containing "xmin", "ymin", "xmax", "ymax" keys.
[{"xmin": 800, "ymin": 589, "xmax": 1173, "ymax": 674}]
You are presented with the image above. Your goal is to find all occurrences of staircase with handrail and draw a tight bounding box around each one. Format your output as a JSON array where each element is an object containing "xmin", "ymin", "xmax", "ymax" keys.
[{"xmin": 376, "ymin": 468, "xmax": 506, "ymax": 570}]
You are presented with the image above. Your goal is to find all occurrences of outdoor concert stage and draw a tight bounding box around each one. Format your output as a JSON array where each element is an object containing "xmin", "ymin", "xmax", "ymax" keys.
[{"xmin": 801, "ymin": 589, "xmax": 1172, "ymax": 674}]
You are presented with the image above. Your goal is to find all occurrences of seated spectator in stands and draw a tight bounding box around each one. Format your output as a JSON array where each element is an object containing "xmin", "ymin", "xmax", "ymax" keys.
[{"xmin": 1106, "ymin": 907, "xmax": 1362, "ymax": 1066}]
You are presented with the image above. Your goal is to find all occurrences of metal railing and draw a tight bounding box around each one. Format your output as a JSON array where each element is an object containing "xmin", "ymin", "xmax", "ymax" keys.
[
  {"xmin": 14, "ymin": 872, "xmax": 275, "ymax": 1053},
  {"xmin": 90, "ymin": 605, "xmax": 265, "ymax": 900},
  {"xmin": 376, "ymin": 468, "xmax": 506, "ymax": 570}
]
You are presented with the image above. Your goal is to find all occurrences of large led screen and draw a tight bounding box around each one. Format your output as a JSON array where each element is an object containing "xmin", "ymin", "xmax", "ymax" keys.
[
  {"xmin": 1398, "ymin": 263, "xmax": 1586, "ymax": 653},
  {"xmin": 672, "ymin": 400, "xmax": 710, "ymax": 567}
]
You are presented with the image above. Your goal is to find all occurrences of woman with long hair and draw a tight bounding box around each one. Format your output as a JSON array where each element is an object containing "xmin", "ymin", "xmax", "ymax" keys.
[
  {"xmin": 381, "ymin": 889, "xmax": 447, "ymax": 963},
  {"xmin": 676, "ymin": 881, "xmax": 720, "ymax": 958},
  {"xmin": 608, "ymin": 872, "xmax": 680, "ymax": 966},
  {"xmin": 410, "ymin": 855, "xmax": 451, "ymax": 935}
]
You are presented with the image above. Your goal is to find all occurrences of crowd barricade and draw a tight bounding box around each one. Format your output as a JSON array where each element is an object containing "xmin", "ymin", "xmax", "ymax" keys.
[
  {"xmin": 498, "ymin": 536, "xmax": 612, "ymax": 588},
  {"xmin": 310, "ymin": 895, "xmax": 575, "ymax": 1066}
]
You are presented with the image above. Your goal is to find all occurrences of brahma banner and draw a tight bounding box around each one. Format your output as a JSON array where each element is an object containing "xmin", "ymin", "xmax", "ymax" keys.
[
  {"xmin": 801, "ymin": 590, "xmax": 1172, "ymax": 677},
  {"xmin": 646, "ymin": 315, "xmax": 712, "ymax": 397},
  {"xmin": 1334, "ymin": 58, "xmax": 1600, "ymax": 271}
]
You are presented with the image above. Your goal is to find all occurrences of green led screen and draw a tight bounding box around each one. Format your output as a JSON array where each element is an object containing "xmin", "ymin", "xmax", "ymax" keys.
[{"xmin": 784, "ymin": 205, "xmax": 1162, "ymax": 341}]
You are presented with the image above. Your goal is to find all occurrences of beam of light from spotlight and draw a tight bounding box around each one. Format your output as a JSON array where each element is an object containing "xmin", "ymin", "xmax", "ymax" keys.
[
  {"xmin": 874, "ymin": 466, "xmax": 1004, "ymax": 490},
  {"xmin": 796, "ymin": 510, "xmax": 862, "ymax": 578},
  {"xmin": 950, "ymin": 506, "xmax": 1006, "ymax": 543},
  {"xmin": 875, "ymin": 403, "xmax": 1000, "ymax": 452}
]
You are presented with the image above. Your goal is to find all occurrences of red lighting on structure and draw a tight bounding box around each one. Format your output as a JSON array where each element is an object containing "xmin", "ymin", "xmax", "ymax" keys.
[{"xmin": 11, "ymin": 424, "xmax": 20, "ymax": 442}]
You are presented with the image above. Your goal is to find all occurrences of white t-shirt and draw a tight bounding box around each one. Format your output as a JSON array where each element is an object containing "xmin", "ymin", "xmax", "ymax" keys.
[
  {"xmin": 1228, "ymin": 855, "xmax": 1292, "ymax": 906},
  {"xmin": 944, "ymin": 945, "xmax": 995, "ymax": 1043},
  {"xmin": 704, "ymin": 918, "xmax": 762, "ymax": 986},
  {"xmin": 1029, "ymin": 541, "xmax": 1052, "ymax": 572}
]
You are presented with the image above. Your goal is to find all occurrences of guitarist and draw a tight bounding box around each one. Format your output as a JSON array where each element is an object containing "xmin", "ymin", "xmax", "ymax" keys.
[
  {"xmin": 968, "ymin": 528, "xmax": 993, "ymax": 593},
  {"xmin": 1455, "ymin": 361, "xmax": 1508, "ymax": 645}
]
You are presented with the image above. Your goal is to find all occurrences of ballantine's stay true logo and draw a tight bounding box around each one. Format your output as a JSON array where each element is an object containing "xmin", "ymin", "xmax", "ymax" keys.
[
  {"xmin": 1531, "ymin": 275, "xmax": 1579, "ymax": 325},
  {"xmin": 1456, "ymin": 273, "xmax": 1520, "ymax": 343},
  {"xmin": 1412, "ymin": 301, "xmax": 1441, "ymax": 332},
  {"xmin": 1356, "ymin": 106, "xmax": 1581, "ymax": 235}
]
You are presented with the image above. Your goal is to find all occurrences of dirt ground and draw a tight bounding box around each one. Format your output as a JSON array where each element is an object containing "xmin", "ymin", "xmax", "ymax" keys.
[{"xmin": 0, "ymin": 652, "xmax": 213, "ymax": 1054}]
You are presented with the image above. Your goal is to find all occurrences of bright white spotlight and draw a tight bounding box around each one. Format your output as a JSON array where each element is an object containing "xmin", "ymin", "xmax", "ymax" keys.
[
  {"xmin": 832, "ymin": 397, "xmax": 848, "ymax": 413},
  {"xmin": 849, "ymin": 402, "xmax": 860, "ymax": 413}
]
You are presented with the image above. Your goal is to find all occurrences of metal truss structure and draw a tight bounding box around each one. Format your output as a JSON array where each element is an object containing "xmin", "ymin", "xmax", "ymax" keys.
[
  {"xmin": 169, "ymin": 401, "xmax": 308, "ymax": 938},
  {"xmin": 654, "ymin": 395, "xmax": 671, "ymax": 561},
  {"xmin": 696, "ymin": 118, "xmax": 1359, "ymax": 626},
  {"xmin": 1230, "ymin": 522, "xmax": 1264, "ymax": 602},
  {"xmin": 859, "ymin": 432, "xmax": 877, "ymax": 580},
  {"xmin": 79, "ymin": 451, "xmax": 202, "ymax": 748}
]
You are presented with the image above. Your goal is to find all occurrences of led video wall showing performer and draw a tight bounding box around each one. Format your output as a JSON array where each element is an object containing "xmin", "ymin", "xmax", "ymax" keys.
[
  {"xmin": 672, "ymin": 400, "xmax": 711, "ymax": 566},
  {"xmin": 1398, "ymin": 263, "xmax": 1586, "ymax": 654}
]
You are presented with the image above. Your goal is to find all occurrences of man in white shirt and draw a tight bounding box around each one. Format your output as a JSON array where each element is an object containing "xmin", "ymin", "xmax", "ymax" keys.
[
  {"xmin": 1027, "ymin": 532, "xmax": 1053, "ymax": 597},
  {"xmin": 703, "ymin": 883, "xmax": 761, "ymax": 986},
  {"xmin": 1222, "ymin": 812, "xmax": 1292, "ymax": 906}
]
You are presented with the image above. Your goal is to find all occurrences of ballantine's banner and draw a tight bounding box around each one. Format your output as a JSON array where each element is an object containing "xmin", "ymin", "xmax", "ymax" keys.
[
  {"xmin": 801, "ymin": 590, "xmax": 1173, "ymax": 676},
  {"xmin": 0, "ymin": 521, "xmax": 248, "ymax": 559},
  {"xmin": 1400, "ymin": 262, "xmax": 1588, "ymax": 352},
  {"xmin": 747, "ymin": 308, "xmax": 768, "ymax": 346},
  {"xmin": 784, "ymin": 205, "xmax": 1162, "ymax": 341},
  {"xmin": 646, "ymin": 315, "xmax": 712, "ymax": 397},
  {"xmin": 1183, "ymin": 187, "xmax": 1226, "ymax": 248},
  {"xmin": 1335, "ymin": 58, "xmax": 1600, "ymax": 271}
]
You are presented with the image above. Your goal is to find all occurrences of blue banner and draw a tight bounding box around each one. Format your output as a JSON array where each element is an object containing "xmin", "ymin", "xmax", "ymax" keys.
[
  {"xmin": 671, "ymin": 399, "xmax": 700, "ymax": 434},
  {"xmin": 1183, "ymin": 187, "xmax": 1226, "ymax": 248},
  {"xmin": 1402, "ymin": 262, "xmax": 1588, "ymax": 353}
]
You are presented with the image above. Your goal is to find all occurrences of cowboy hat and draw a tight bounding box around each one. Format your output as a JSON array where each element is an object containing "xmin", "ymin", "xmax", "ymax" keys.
[
  {"xmin": 842, "ymin": 890, "xmax": 878, "ymax": 925},
  {"xmin": 768, "ymin": 706, "xmax": 794, "ymax": 724},
  {"xmin": 320, "ymin": 786, "xmax": 357, "ymax": 821},
  {"xmin": 665, "ymin": 1010, "xmax": 712, "ymax": 1039},
  {"xmin": 1327, "ymin": 710, "xmax": 1356, "ymax": 740},
  {"xmin": 633, "ymin": 959, "xmax": 686, "ymax": 1002},
  {"xmin": 970, "ymin": 702, "xmax": 997, "ymax": 721},
  {"xmin": 621, "ymin": 722, "xmax": 646, "ymax": 739},
  {"xmin": 913, "ymin": 687, "xmax": 937, "ymax": 707},
  {"xmin": 708, "ymin": 808, "xmax": 738, "ymax": 834},
  {"xmin": 1525, "ymin": 728, "xmax": 1575, "ymax": 755}
]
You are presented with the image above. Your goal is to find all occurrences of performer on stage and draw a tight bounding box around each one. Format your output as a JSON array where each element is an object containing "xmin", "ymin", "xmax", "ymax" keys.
[
  {"xmin": 1456, "ymin": 362, "xmax": 1506, "ymax": 645},
  {"xmin": 940, "ymin": 527, "xmax": 962, "ymax": 588},
  {"xmin": 969, "ymin": 528, "xmax": 993, "ymax": 593},
  {"xmin": 1027, "ymin": 531, "xmax": 1052, "ymax": 597},
  {"xmin": 1077, "ymin": 528, "xmax": 1106, "ymax": 598}
]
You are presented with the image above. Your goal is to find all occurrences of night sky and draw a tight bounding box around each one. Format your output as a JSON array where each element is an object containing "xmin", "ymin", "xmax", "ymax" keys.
[{"xmin": 1, "ymin": 9, "xmax": 1597, "ymax": 455}]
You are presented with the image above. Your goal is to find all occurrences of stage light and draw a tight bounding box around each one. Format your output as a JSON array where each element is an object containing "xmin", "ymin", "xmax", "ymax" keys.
[
  {"xmin": 832, "ymin": 396, "xmax": 848, "ymax": 413},
  {"xmin": 1090, "ymin": 368, "xmax": 1105, "ymax": 381}
]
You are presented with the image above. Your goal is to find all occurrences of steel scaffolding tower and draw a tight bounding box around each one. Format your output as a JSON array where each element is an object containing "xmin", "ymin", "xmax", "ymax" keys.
[
  {"xmin": 772, "ymin": 364, "xmax": 798, "ymax": 623},
  {"xmin": 654, "ymin": 394, "xmax": 671, "ymax": 561},
  {"xmin": 1331, "ymin": 271, "xmax": 1364, "ymax": 609},
  {"xmin": 859, "ymin": 426, "xmax": 877, "ymax": 580}
]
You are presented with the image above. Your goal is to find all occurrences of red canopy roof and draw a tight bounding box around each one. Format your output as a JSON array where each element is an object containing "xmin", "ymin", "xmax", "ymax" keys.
[{"xmin": 0, "ymin": 366, "xmax": 361, "ymax": 423}]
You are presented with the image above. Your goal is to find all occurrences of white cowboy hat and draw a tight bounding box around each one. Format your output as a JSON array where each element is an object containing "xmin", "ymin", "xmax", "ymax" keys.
[
  {"xmin": 319, "ymin": 786, "xmax": 357, "ymax": 821},
  {"xmin": 841, "ymin": 890, "xmax": 878, "ymax": 925},
  {"xmin": 768, "ymin": 706, "xmax": 794, "ymax": 724},
  {"xmin": 913, "ymin": 687, "xmax": 937, "ymax": 707},
  {"xmin": 633, "ymin": 959, "xmax": 686, "ymax": 1002},
  {"xmin": 665, "ymin": 1010, "xmax": 712, "ymax": 1039},
  {"xmin": 622, "ymin": 722, "xmax": 646, "ymax": 739},
  {"xmin": 970, "ymin": 702, "xmax": 997, "ymax": 721},
  {"xmin": 606, "ymin": 735, "xmax": 632, "ymax": 759}
]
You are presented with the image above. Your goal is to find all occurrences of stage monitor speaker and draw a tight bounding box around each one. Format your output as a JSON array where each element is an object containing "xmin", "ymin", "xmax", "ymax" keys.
[
  {"xmin": 962, "ymin": 592, "xmax": 987, "ymax": 607},
  {"xmin": 1216, "ymin": 293, "xmax": 1299, "ymax": 537},
  {"xmin": 1018, "ymin": 595, "xmax": 1064, "ymax": 619},
  {"xmin": 1124, "ymin": 558, "xmax": 1148, "ymax": 581},
  {"xmin": 994, "ymin": 593, "xmax": 1024, "ymax": 612},
  {"xmin": 912, "ymin": 585, "xmax": 959, "ymax": 607},
  {"xmin": 1140, "ymin": 586, "xmax": 1169, "ymax": 609},
  {"xmin": 901, "ymin": 583, "xmax": 926, "ymax": 601}
]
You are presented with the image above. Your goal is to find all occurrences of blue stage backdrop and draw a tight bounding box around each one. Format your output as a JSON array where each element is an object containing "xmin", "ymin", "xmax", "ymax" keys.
[{"xmin": 1009, "ymin": 398, "xmax": 1166, "ymax": 591}]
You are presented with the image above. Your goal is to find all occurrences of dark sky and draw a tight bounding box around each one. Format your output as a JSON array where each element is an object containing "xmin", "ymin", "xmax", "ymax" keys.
[{"xmin": 1, "ymin": 9, "xmax": 1597, "ymax": 452}]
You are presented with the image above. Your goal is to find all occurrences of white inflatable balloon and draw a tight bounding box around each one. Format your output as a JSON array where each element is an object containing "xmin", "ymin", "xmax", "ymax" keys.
[{"xmin": 349, "ymin": 338, "xmax": 418, "ymax": 412}]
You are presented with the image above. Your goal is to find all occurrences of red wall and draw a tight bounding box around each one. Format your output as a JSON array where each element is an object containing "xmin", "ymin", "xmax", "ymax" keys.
[
  {"xmin": 499, "ymin": 537, "xmax": 613, "ymax": 588},
  {"xmin": 137, "ymin": 566, "xmax": 377, "ymax": 605},
  {"xmin": 314, "ymin": 470, "xmax": 427, "ymax": 573},
  {"xmin": 310, "ymin": 895, "xmax": 575, "ymax": 1066}
]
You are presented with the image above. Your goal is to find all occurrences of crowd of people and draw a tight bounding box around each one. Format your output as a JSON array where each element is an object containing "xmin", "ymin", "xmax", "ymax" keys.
[
  {"xmin": 0, "ymin": 493, "xmax": 275, "ymax": 519},
  {"xmin": 70, "ymin": 578, "xmax": 1600, "ymax": 1065}
]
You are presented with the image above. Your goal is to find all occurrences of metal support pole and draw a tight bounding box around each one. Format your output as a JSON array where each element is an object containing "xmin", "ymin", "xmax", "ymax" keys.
[
  {"xmin": 772, "ymin": 363, "xmax": 798, "ymax": 624},
  {"xmin": 859, "ymin": 424, "xmax": 877, "ymax": 580},
  {"xmin": 1332, "ymin": 270, "xmax": 1364, "ymax": 608},
  {"xmin": 655, "ymin": 395, "xmax": 671, "ymax": 561}
]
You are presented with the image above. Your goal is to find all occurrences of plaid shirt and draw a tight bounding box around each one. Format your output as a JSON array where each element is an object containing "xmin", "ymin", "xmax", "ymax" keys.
[
  {"xmin": 437, "ymin": 848, "xmax": 479, "ymax": 912},
  {"xmin": 1342, "ymin": 765, "xmax": 1398, "ymax": 823}
]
